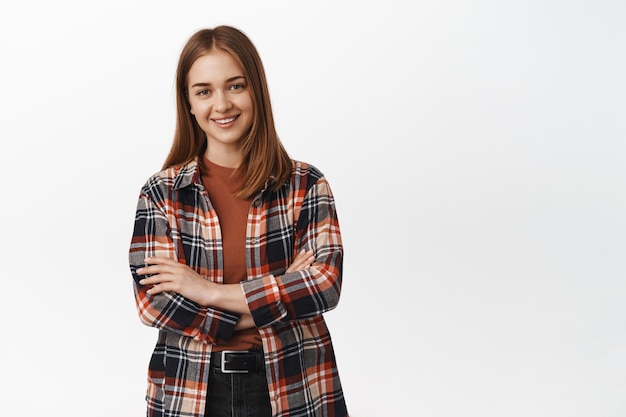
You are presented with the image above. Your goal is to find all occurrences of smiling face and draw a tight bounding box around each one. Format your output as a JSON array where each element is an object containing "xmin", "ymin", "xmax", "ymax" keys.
[{"xmin": 187, "ymin": 49, "xmax": 254, "ymax": 167}]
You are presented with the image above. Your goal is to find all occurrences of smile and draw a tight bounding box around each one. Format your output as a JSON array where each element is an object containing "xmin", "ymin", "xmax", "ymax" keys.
[{"xmin": 214, "ymin": 116, "xmax": 238, "ymax": 124}]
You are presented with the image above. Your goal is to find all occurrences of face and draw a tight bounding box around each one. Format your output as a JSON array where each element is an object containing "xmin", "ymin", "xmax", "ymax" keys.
[{"xmin": 187, "ymin": 49, "xmax": 254, "ymax": 165}]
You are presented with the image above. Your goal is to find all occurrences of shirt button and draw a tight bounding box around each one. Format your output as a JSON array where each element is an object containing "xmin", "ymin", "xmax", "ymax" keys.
[{"xmin": 250, "ymin": 238, "xmax": 257, "ymax": 244}]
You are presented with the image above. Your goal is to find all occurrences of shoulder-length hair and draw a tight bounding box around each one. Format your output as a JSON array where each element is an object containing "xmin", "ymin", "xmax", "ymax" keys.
[{"xmin": 163, "ymin": 25, "xmax": 292, "ymax": 199}]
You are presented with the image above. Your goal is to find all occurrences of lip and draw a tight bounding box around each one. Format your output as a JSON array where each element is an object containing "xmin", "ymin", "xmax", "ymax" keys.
[{"xmin": 212, "ymin": 115, "xmax": 239, "ymax": 127}]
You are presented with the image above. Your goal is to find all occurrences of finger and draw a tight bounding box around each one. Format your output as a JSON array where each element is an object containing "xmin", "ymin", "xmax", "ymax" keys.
[
  {"xmin": 293, "ymin": 254, "xmax": 314, "ymax": 269},
  {"xmin": 146, "ymin": 283, "xmax": 167, "ymax": 295},
  {"xmin": 136, "ymin": 265, "xmax": 164, "ymax": 276},
  {"xmin": 139, "ymin": 273, "xmax": 173, "ymax": 286},
  {"xmin": 286, "ymin": 250, "xmax": 315, "ymax": 273},
  {"xmin": 138, "ymin": 276, "xmax": 160, "ymax": 286},
  {"xmin": 294, "ymin": 249, "xmax": 314, "ymax": 261},
  {"xmin": 286, "ymin": 251, "xmax": 307, "ymax": 272},
  {"xmin": 137, "ymin": 263, "xmax": 178, "ymax": 276}
]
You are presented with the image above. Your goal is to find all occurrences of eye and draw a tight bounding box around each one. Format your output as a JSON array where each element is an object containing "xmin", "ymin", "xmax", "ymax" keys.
[
  {"xmin": 229, "ymin": 83, "xmax": 246, "ymax": 91},
  {"xmin": 196, "ymin": 89, "xmax": 210, "ymax": 96}
]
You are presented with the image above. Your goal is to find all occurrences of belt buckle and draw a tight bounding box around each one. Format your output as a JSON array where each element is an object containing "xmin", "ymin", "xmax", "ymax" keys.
[{"xmin": 220, "ymin": 350, "xmax": 249, "ymax": 374}]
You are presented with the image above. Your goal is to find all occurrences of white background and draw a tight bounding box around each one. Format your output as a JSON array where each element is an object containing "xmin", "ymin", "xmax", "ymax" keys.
[{"xmin": 1, "ymin": 1, "xmax": 625, "ymax": 416}]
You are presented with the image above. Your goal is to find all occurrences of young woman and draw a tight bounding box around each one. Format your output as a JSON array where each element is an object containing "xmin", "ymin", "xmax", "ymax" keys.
[{"xmin": 129, "ymin": 25, "xmax": 348, "ymax": 417}]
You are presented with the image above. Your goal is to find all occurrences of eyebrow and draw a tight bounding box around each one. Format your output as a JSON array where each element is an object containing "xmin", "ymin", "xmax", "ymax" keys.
[{"xmin": 190, "ymin": 75, "xmax": 246, "ymax": 88}]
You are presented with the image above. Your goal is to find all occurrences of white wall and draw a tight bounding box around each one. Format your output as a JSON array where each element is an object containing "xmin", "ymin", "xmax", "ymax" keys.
[{"xmin": 1, "ymin": 1, "xmax": 625, "ymax": 416}]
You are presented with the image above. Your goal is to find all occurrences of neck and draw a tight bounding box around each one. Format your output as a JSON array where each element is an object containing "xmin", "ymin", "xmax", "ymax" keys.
[{"xmin": 204, "ymin": 147, "xmax": 242, "ymax": 168}]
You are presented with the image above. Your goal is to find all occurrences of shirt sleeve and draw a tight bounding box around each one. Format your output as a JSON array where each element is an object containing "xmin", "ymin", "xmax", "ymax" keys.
[
  {"xmin": 129, "ymin": 189, "xmax": 240, "ymax": 344},
  {"xmin": 241, "ymin": 175, "xmax": 344, "ymax": 327}
]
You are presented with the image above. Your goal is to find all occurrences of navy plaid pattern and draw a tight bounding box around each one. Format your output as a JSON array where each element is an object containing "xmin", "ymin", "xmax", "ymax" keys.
[{"xmin": 129, "ymin": 158, "xmax": 348, "ymax": 416}]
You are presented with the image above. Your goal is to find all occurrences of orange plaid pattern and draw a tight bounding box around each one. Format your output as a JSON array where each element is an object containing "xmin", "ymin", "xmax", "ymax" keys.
[{"xmin": 129, "ymin": 158, "xmax": 348, "ymax": 416}]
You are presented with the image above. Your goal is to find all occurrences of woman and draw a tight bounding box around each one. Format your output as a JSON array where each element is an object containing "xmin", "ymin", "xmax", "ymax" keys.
[{"xmin": 129, "ymin": 25, "xmax": 348, "ymax": 417}]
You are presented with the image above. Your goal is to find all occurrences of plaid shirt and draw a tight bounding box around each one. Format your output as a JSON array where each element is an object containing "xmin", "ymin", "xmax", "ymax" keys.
[{"xmin": 129, "ymin": 158, "xmax": 348, "ymax": 417}]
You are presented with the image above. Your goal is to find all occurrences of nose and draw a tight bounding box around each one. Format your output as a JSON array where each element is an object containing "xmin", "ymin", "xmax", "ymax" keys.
[{"xmin": 213, "ymin": 90, "xmax": 232, "ymax": 113}]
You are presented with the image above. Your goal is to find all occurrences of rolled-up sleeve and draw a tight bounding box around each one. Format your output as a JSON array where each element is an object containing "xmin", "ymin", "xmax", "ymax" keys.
[{"xmin": 242, "ymin": 174, "xmax": 343, "ymax": 327}]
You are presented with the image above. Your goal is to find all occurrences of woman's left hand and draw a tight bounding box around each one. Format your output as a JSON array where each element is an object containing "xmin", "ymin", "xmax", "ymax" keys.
[{"xmin": 137, "ymin": 257, "xmax": 212, "ymax": 305}]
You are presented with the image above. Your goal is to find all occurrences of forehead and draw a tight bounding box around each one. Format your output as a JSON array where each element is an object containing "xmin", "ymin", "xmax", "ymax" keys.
[{"xmin": 187, "ymin": 49, "xmax": 244, "ymax": 84}]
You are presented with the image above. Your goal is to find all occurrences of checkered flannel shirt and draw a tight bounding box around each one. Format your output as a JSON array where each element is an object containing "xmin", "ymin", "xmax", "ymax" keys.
[{"xmin": 129, "ymin": 158, "xmax": 348, "ymax": 416}]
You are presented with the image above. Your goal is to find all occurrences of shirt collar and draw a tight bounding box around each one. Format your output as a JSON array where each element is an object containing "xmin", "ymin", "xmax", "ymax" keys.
[
  {"xmin": 171, "ymin": 157, "xmax": 286, "ymax": 193},
  {"xmin": 172, "ymin": 158, "xmax": 201, "ymax": 191}
]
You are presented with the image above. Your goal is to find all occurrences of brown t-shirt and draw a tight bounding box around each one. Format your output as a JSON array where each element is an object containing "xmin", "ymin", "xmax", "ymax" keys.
[{"xmin": 201, "ymin": 157, "xmax": 262, "ymax": 351}]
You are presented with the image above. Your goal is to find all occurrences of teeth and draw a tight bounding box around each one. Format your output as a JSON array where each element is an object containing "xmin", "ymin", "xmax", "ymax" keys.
[{"xmin": 215, "ymin": 116, "xmax": 236, "ymax": 124}]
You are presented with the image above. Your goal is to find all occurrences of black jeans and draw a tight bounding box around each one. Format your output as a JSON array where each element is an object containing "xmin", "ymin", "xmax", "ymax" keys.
[{"xmin": 205, "ymin": 363, "xmax": 272, "ymax": 417}]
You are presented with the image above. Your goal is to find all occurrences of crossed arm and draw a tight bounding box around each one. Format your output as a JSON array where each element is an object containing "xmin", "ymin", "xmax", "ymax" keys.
[{"xmin": 136, "ymin": 249, "xmax": 315, "ymax": 330}]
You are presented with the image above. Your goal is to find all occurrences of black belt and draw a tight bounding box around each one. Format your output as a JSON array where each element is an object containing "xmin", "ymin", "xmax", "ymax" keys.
[{"xmin": 211, "ymin": 350, "xmax": 265, "ymax": 374}]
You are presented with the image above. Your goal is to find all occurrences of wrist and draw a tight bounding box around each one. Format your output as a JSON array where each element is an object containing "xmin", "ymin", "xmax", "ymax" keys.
[{"xmin": 201, "ymin": 280, "xmax": 219, "ymax": 307}]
